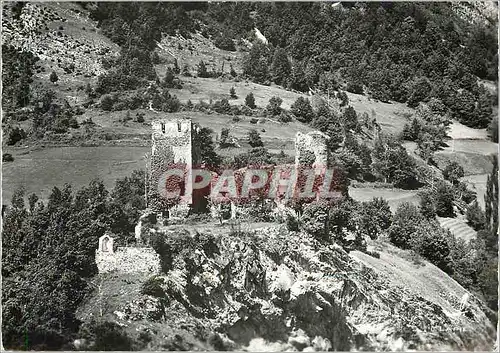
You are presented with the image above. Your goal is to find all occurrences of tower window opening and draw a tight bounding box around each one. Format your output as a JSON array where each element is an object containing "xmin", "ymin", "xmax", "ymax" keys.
[
  {"xmin": 161, "ymin": 123, "xmax": 165, "ymax": 133},
  {"xmin": 177, "ymin": 122, "xmax": 182, "ymax": 132}
]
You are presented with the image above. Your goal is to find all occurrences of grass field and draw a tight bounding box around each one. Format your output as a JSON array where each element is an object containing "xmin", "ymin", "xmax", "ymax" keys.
[
  {"xmin": 170, "ymin": 77, "xmax": 310, "ymax": 110},
  {"xmin": 349, "ymin": 187, "xmax": 420, "ymax": 212},
  {"xmin": 2, "ymin": 146, "xmax": 149, "ymax": 204}
]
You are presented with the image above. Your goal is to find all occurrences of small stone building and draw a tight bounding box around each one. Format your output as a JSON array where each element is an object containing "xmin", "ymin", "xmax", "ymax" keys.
[{"xmin": 95, "ymin": 232, "xmax": 160, "ymax": 274}]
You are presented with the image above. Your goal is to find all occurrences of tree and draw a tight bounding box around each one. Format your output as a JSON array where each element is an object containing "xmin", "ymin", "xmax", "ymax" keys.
[
  {"xmin": 435, "ymin": 181, "xmax": 454, "ymax": 217},
  {"xmin": 342, "ymin": 106, "xmax": 358, "ymax": 132},
  {"xmin": 242, "ymin": 41, "xmax": 270, "ymax": 84},
  {"xmin": 49, "ymin": 70, "xmax": 59, "ymax": 84},
  {"xmin": 229, "ymin": 87, "xmax": 237, "ymax": 99},
  {"xmin": 419, "ymin": 189, "xmax": 436, "ymax": 219},
  {"xmin": 372, "ymin": 137, "xmax": 418, "ymax": 188},
  {"xmin": 270, "ymin": 47, "xmax": 291, "ymax": 86},
  {"xmin": 488, "ymin": 115, "xmax": 498, "ymax": 143},
  {"xmin": 300, "ymin": 201, "xmax": 331, "ymax": 242},
  {"xmin": 443, "ymin": 161, "xmax": 464, "ymax": 184},
  {"xmin": 407, "ymin": 77, "xmax": 431, "ymax": 108},
  {"xmin": 357, "ymin": 198, "xmax": 392, "ymax": 239},
  {"xmin": 411, "ymin": 221, "xmax": 451, "ymax": 271},
  {"xmin": 197, "ymin": 60, "xmax": 209, "ymax": 78},
  {"xmin": 245, "ymin": 92, "xmax": 256, "ymax": 109},
  {"xmin": 195, "ymin": 126, "xmax": 221, "ymax": 168},
  {"xmin": 466, "ymin": 201, "xmax": 485, "ymax": 231},
  {"xmin": 473, "ymin": 89, "xmax": 493, "ymax": 129},
  {"xmin": 388, "ymin": 202, "xmax": 424, "ymax": 249},
  {"xmin": 290, "ymin": 97, "xmax": 314, "ymax": 123},
  {"xmin": 484, "ymin": 155, "xmax": 498, "ymax": 253},
  {"xmin": 266, "ymin": 96, "xmax": 282, "ymax": 116},
  {"xmin": 248, "ymin": 129, "xmax": 263, "ymax": 148}
]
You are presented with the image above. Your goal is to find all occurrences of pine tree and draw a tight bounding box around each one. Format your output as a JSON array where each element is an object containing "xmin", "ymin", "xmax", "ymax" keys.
[
  {"xmin": 270, "ymin": 47, "xmax": 291, "ymax": 86},
  {"xmin": 245, "ymin": 92, "xmax": 256, "ymax": 109},
  {"xmin": 484, "ymin": 155, "xmax": 498, "ymax": 247}
]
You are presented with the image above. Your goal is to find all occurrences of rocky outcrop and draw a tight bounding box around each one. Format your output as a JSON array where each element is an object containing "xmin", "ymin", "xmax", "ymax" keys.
[{"xmin": 80, "ymin": 225, "xmax": 496, "ymax": 351}]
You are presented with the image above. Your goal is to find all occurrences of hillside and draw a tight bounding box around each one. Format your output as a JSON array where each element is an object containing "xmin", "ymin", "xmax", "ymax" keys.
[{"xmin": 76, "ymin": 225, "xmax": 496, "ymax": 351}]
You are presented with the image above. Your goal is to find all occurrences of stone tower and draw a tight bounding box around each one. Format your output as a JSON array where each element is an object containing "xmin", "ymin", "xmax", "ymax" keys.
[
  {"xmin": 148, "ymin": 117, "xmax": 200, "ymax": 216},
  {"xmin": 295, "ymin": 131, "xmax": 330, "ymax": 168}
]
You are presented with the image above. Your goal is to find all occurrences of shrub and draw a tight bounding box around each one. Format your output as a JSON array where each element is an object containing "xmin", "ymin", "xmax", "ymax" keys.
[
  {"xmin": 49, "ymin": 70, "xmax": 58, "ymax": 83},
  {"xmin": 3, "ymin": 153, "xmax": 14, "ymax": 162},
  {"xmin": 6, "ymin": 127, "xmax": 27, "ymax": 145},
  {"xmin": 443, "ymin": 161, "xmax": 465, "ymax": 184},
  {"xmin": 141, "ymin": 276, "xmax": 166, "ymax": 298},
  {"xmin": 290, "ymin": 97, "xmax": 314, "ymax": 123},
  {"xmin": 250, "ymin": 117, "xmax": 258, "ymax": 124},
  {"xmin": 301, "ymin": 201, "xmax": 330, "ymax": 242},
  {"xmin": 212, "ymin": 98, "xmax": 231, "ymax": 114},
  {"xmin": 135, "ymin": 112, "xmax": 145, "ymax": 123},
  {"xmin": 214, "ymin": 35, "xmax": 236, "ymax": 51},
  {"xmin": 278, "ymin": 111, "xmax": 293, "ymax": 123},
  {"xmin": 248, "ymin": 129, "xmax": 263, "ymax": 148},
  {"xmin": 411, "ymin": 222, "xmax": 451, "ymax": 271},
  {"xmin": 245, "ymin": 92, "xmax": 256, "ymax": 109},
  {"xmin": 100, "ymin": 94, "xmax": 114, "ymax": 111}
]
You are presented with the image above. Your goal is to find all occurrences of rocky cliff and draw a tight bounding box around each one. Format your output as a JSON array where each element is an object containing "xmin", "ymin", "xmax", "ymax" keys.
[{"xmin": 77, "ymin": 225, "xmax": 496, "ymax": 351}]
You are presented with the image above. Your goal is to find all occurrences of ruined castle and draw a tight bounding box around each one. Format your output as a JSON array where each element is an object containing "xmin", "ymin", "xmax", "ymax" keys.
[
  {"xmin": 148, "ymin": 117, "xmax": 202, "ymax": 217},
  {"xmin": 96, "ymin": 117, "xmax": 333, "ymax": 273}
]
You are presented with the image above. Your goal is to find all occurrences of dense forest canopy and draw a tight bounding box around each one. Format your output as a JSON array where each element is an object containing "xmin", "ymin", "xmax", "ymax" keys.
[{"xmin": 85, "ymin": 1, "xmax": 497, "ymax": 128}]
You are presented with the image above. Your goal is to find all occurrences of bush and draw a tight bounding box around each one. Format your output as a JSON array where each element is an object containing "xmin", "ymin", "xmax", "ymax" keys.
[
  {"xmin": 135, "ymin": 112, "xmax": 145, "ymax": 123},
  {"xmin": 3, "ymin": 153, "xmax": 14, "ymax": 162},
  {"xmin": 197, "ymin": 60, "xmax": 210, "ymax": 78},
  {"xmin": 212, "ymin": 98, "xmax": 231, "ymax": 114},
  {"xmin": 278, "ymin": 111, "xmax": 293, "ymax": 123},
  {"xmin": 100, "ymin": 94, "xmax": 114, "ymax": 111},
  {"xmin": 248, "ymin": 129, "xmax": 263, "ymax": 148},
  {"xmin": 245, "ymin": 93, "xmax": 256, "ymax": 109},
  {"xmin": 49, "ymin": 70, "xmax": 58, "ymax": 83},
  {"xmin": 290, "ymin": 97, "xmax": 314, "ymax": 123},
  {"xmin": 250, "ymin": 117, "xmax": 258, "ymax": 124},
  {"xmin": 300, "ymin": 201, "xmax": 330, "ymax": 242},
  {"xmin": 214, "ymin": 35, "xmax": 236, "ymax": 51},
  {"xmin": 141, "ymin": 276, "xmax": 166, "ymax": 298},
  {"xmin": 6, "ymin": 127, "xmax": 27, "ymax": 145},
  {"xmin": 443, "ymin": 161, "xmax": 465, "ymax": 184}
]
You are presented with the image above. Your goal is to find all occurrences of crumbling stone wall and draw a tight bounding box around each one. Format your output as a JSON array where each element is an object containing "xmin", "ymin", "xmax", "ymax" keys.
[
  {"xmin": 295, "ymin": 131, "xmax": 330, "ymax": 168},
  {"xmin": 96, "ymin": 247, "xmax": 160, "ymax": 274}
]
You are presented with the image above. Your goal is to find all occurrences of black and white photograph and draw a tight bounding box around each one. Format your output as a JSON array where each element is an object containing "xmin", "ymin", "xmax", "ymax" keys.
[{"xmin": 1, "ymin": 1, "xmax": 499, "ymax": 351}]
